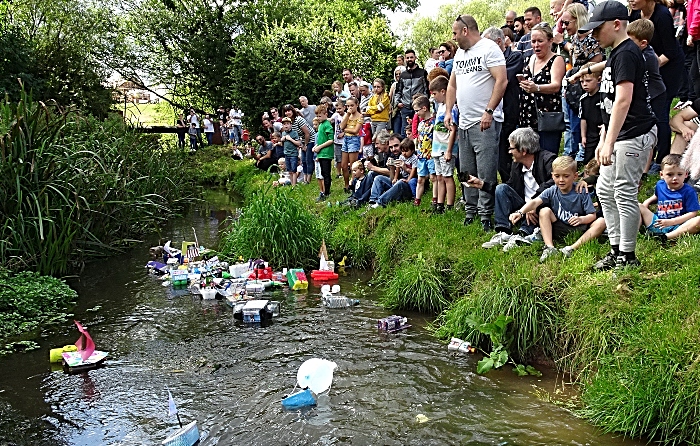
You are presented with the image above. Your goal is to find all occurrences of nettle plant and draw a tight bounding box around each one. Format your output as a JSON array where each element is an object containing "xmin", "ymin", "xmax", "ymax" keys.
[{"xmin": 465, "ymin": 314, "xmax": 542, "ymax": 377}]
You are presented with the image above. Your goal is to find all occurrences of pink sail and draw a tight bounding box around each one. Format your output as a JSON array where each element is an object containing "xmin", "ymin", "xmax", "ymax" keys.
[{"xmin": 74, "ymin": 320, "xmax": 95, "ymax": 362}]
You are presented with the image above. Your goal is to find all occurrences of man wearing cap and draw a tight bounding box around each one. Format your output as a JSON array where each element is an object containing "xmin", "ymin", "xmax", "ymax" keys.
[{"xmin": 579, "ymin": 0, "xmax": 657, "ymax": 270}]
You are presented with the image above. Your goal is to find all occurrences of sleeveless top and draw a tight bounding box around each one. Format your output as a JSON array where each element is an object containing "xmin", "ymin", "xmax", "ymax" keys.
[{"xmin": 519, "ymin": 55, "xmax": 562, "ymax": 130}]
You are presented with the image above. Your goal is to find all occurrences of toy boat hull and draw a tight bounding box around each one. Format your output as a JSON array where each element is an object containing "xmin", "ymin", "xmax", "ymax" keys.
[
  {"xmin": 310, "ymin": 270, "xmax": 339, "ymax": 281},
  {"xmin": 62, "ymin": 350, "xmax": 108, "ymax": 374},
  {"xmin": 281, "ymin": 389, "xmax": 317, "ymax": 409},
  {"xmin": 162, "ymin": 420, "xmax": 200, "ymax": 446}
]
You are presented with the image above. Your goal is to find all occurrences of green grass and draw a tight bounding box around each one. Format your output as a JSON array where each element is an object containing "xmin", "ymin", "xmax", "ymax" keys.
[
  {"xmin": 203, "ymin": 155, "xmax": 700, "ymax": 444},
  {"xmin": 114, "ymin": 102, "xmax": 176, "ymax": 127}
]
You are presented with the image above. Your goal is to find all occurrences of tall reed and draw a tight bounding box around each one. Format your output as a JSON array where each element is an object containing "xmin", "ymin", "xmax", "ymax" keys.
[{"xmin": 0, "ymin": 89, "xmax": 195, "ymax": 275}]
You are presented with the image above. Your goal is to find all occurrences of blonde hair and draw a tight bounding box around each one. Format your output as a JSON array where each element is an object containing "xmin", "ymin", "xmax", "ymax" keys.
[
  {"xmin": 351, "ymin": 160, "xmax": 365, "ymax": 171},
  {"xmin": 565, "ymin": 3, "xmax": 589, "ymax": 29},
  {"xmin": 627, "ymin": 18, "xmax": 654, "ymax": 42},
  {"xmin": 552, "ymin": 156, "xmax": 577, "ymax": 173},
  {"xmin": 531, "ymin": 22, "xmax": 554, "ymax": 40}
]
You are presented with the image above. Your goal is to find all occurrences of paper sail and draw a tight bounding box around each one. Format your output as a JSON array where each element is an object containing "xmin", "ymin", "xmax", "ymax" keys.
[
  {"xmin": 297, "ymin": 358, "xmax": 337, "ymax": 394},
  {"xmin": 74, "ymin": 320, "xmax": 95, "ymax": 362},
  {"xmin": 168, "ymin": 389, "xmax": 178, "ymax": 417},
  {"xmin": 319, "ymin": 253, "xmax": 328, "ymax": 271}
]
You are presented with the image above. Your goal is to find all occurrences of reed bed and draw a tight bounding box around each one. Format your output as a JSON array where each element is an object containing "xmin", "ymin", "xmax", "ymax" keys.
[{"xmin": 0, "ymin": 90, "xmax": 195, "ymax": 275}]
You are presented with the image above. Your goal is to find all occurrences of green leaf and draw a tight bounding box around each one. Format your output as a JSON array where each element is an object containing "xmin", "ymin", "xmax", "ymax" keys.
[
  {"xmin": 526, "ymin": 365, "xmax": 542, "ymax": 377},
  {"xmin": 513, "ymin": 364, "xmax": 529, "ymax": 376},
  {"xmin": 494, "ymin": 349, "xmax": 509, "ymax": 369},
  {"xmin": 476, "ymin": 357, "xmax": 494, "ymax": 374}
]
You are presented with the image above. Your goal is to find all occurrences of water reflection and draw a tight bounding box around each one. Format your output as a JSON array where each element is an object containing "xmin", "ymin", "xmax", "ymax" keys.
[{"xmin": 0, "ymin": 191, "xmax": 645, "ymax": 445}]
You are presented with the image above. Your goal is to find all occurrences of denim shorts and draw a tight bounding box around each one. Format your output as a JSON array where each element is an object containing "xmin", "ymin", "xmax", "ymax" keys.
[
  {"xmin": 343, "ymin": 135, "xmax": 361, "ymax": 153},
  {"xmin": 417, "ymin": 158, "xmax": 435, "ymax": 177},
  {"xmin": 647, "ymin": 213, "xmax": 679, "ymax": 234},
  {"xmin": 285, "ymin": 155, "xmax": 299, "ymax": 173}
]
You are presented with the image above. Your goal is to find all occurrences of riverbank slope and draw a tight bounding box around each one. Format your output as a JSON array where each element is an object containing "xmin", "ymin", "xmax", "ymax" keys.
[{"xmin": 195, "ymin": 147, "xmax": 700, "ymax": 444}]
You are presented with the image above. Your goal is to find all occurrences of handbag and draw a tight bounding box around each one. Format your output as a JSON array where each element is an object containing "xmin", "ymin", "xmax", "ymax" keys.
[
  {"xmin": 537, "ymin": 110, "xmax": 565, "ymax": 132},
  {"xmin": 529, "ymin": 55, "xmax": 566, "ymax": 133}
]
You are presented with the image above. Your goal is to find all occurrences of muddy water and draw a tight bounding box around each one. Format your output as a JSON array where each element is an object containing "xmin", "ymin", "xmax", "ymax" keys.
[{"xmin": 0, "ymin": 192, "xmax": 644, "ymax": 445}]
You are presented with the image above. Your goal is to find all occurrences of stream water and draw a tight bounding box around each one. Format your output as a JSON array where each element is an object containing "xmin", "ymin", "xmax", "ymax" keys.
[{"xmin": 0, "ymin": 192, "xmax": 645, "ymax": 445}]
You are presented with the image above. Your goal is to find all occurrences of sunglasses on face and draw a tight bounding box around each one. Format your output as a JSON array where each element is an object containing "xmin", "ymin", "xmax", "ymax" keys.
[{"xmin": 561, "ymin": 19, "xmax": 575, "ymax": 26}]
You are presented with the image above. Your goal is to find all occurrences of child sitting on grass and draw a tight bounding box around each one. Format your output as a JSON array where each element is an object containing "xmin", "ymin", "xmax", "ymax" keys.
[
  {"xmin": 346, "ymin": 160, "xmax": 374, "ymax": 207},
  {"xmin": 508, "ymin": 156, "xmax": 597, "ymax": 262},
  {"xmin": 639, "ymin": 154, "xmax": 700, "ymax": 244},
  {"xmin": 273, "ymin": 158, "xmax": 292, "ymax": 187}
]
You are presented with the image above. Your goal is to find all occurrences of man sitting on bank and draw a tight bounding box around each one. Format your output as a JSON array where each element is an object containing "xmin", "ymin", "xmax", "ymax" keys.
[{"xmin": 464, "ymin": 127, "xmax": 556, "ymax": 248}]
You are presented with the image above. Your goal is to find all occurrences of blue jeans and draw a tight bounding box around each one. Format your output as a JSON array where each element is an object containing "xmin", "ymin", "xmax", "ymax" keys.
[
  {"xmin": 398, "ymin": 107, "xmax": 414, "ymax": 139},
  {"xmin": 370, "ymin": 175, "xmax": 416, "ymax": 206},
  {"xmin": 494, "ymin": 183, "xmax": 536, "ymax": 235},
  {"xmin": 205, "ymin": 132, "xmax": 213, "ymax": 146},
  {"xmin": 562, "ymin": 100, "xmax": 581, "ymax": 158},
  {"xmin": 302, "ymin": 142, "xmax": 315, "ymax": 175}
]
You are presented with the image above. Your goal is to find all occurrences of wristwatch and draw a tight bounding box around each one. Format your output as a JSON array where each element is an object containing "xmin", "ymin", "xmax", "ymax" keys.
[{"xmin": 485, "ymin": 108, "xmax": 494, "ymax": 115}]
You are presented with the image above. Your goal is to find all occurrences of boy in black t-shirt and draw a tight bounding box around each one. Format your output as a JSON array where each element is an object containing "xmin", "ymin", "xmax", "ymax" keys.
[
  {"xmin": 579, "ymin": 1, "xmax": 658, "ymax": 270},
  {"xmin": 578, "ymin": 62, "xmax": 604, "ymax": 166}
]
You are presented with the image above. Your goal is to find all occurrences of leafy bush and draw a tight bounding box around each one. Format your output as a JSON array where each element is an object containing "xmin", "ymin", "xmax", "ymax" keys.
[
  {"xmin": 0, "ymin": 269, "xmax": 77, "ymax": 347},
  {"xmin": 218, "ymin": 186, "xmax": 321, "ymax": 269}
]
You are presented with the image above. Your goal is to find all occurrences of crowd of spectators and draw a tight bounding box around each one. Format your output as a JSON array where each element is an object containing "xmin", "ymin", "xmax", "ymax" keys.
[{"xmin": 241, "ymin": 0, "xmax": 700, "ymax": 270}]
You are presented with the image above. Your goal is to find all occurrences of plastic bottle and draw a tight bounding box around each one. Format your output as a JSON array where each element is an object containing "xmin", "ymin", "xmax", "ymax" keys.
[{"xmin": 323, "ymin": 296, "xmax": 360, "ymax": 308}]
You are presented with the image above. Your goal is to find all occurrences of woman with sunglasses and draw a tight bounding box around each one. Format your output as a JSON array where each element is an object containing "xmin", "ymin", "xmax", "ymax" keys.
[
  {"xmin": 554, "ymin": 3, "xmax": 604, "ymax": 159},
  {"xmin": 436, "ymin": 41, "xmax": 456, "ymax": 76},
  {"xmin": 518, "ymin": 22, "xmax": 566, "ymax": 153},
  {"xmin": 630, "ymin": 0, "xmax": 685, "ymax": 167}
]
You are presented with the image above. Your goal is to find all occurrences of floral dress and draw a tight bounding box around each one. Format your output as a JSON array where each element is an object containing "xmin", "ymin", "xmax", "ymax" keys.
[
  {"xmin": 519, "ymin": 55, "xmax": 562, "ymax": 130},
  {"xmin": 570, "ymin": 32, "xmax": 602, "ymax": 67}
]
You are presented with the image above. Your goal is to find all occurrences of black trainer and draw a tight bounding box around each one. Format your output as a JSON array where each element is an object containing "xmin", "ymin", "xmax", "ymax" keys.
[
  {"xmin": 463, "ymin": 215, "xmax": 475, "ymax": 226},
  {"xmin": 481, "ymin": 219, "xmax": 494, "ymax": 232},
  {"xmin": 615, "ymin": 255, "xmax": 641, "ymax": 269},
  {"xmin": 592, "ymin": 251, "xmax": 617, "ymax": 271}
]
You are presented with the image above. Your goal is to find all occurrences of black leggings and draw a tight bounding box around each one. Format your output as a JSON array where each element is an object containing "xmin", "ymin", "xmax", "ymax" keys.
[{"xmin": 319, "ymin": 158, "xmax": 332, "ymax": 195}]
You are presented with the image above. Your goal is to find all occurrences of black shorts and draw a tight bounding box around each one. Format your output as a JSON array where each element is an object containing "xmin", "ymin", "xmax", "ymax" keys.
[{"xmin": 552, "ymin": 220, "xmax": 588, "ymax": 241}]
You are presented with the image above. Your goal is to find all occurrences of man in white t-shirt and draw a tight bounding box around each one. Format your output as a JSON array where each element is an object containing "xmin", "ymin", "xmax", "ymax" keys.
[
  {"xmin": 445, "ymin": 14, "xmax": 507, "ymax": 231},
  {"xmin": 229, "ymin": 105, "xmax": 243, "ymax": 144}
]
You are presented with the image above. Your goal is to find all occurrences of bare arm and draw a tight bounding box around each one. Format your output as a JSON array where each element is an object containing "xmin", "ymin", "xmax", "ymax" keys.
[
  {"xmin": 444, "ymin": 70, "xmax": 458, "ymax": 128},
  {"xmin": 598, "ymin": 81, "xmax": 633, "ymax": 166}
]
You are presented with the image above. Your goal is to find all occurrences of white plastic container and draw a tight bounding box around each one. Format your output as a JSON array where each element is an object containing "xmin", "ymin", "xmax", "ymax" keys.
[
  {"xmin": 200, "ymin": 288, "xmax": 218, "ymax": 300},
  {"xmin": 229, "ymin": 263, "xmax": 250, "ymax": 278}
]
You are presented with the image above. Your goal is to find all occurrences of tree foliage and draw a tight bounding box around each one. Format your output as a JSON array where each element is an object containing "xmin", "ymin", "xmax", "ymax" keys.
[{"xmin": 0, "ymin": 0, "xmax": 114, "ymax": 117}]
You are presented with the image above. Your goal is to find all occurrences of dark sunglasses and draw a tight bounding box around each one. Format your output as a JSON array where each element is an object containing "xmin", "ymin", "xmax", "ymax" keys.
[
  {"xmin": 456, "ymin": 15, "xmax": 470, "ymax": 28},
  {"xmin": 561, "ymin": 19, "xmax": 575, "ymax": 26},
  {"xmin": 438, "ymin": 50, "xmax": 445, "ymax": 54}
]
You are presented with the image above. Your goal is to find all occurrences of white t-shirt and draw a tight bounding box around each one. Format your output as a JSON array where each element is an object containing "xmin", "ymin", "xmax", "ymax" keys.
[
  {"xmin": 230, "ymin": 108, "xmax": 243, "ymax": 126},
  {"xmin": 522, "ymin": 163, "xmax": 538, "ymax": 202},
  {"xmin": 453, "ymin": 38, "xmax": 506, "ymax": 129},
  {"xmin": 189, "ymin": 114, "xmax": 200, "ymax": 128},
  {"xmin": 203, "ymin": 118, "xmax": 214, "ymax": 133},
  {"xmin": 425, "ymin": 58, "xmax": 438, "ymax": 73}
]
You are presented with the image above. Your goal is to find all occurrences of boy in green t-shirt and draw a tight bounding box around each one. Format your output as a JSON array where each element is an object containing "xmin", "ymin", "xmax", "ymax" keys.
[{"xmin": 313, "ymin": 104, "xmax": 335, "ymax": 201}]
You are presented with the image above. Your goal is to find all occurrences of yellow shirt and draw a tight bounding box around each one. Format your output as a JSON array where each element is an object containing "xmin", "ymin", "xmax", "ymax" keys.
[{"xmin": 366, "ymin": 93, "xmax": 390, "ymax": 122}]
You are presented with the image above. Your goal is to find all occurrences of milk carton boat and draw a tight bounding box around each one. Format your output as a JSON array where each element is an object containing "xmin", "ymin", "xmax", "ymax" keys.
[
  {"xmin": 60, "ymin": 320, "xmax": 109, "ymax": 374},
  {"xmin": 232, "ymin": 299, "xmax": 281, "ymax": 323},
  {"xmin": 162, "ymin": 390, "xmax": 200, "ymax": 446}
]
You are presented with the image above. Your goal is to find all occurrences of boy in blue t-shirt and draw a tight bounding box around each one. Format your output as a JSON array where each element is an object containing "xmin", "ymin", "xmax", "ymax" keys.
[
  {"xmin": 508, "ymin": 156, "xmax": 597, "ymax": 262},
  {"xmin": 639, "ymin": 154, "xmax": 700, "ymax": 243},
  {"xmin": 429, "ymin": 75, "xmax": 458, "ymax": 214}
]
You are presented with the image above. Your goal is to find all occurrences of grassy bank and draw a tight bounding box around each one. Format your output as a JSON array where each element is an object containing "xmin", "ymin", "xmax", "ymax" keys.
[{"xmin": 195, "ymin": 149, "xmax": 700, "ymax": 444}]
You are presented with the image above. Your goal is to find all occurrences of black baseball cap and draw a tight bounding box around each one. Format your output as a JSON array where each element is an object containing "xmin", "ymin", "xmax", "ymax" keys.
[{"xmin": 578, "ymin": 1, "xmax": 629, "ymax": 31}]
